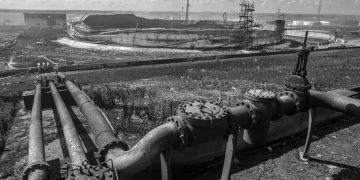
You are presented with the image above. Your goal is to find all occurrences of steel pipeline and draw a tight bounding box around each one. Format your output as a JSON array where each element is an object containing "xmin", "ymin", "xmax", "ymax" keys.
[
  {"xmin": 65, "ymin": 80, "xmax": 302, "ymax": 172},
  {"xmin": 49, "ymin": 81, "xmax": 88, "ymax": 169},
  {"xmin": 23, "ymin": 82, "xmax": 50, "ymax": 180},
  {"xmin": 310, "ymin": 90, "xmax": 360, "ymax": 117},
  {"xmin": 64, "ymin": 80, "xmax": 123, "ymax": 153},
  {"xmin": 65, "ymin": 80, "xmax": 181, "ymax": 174},
  {"xmin": 63, "ymin": 77, "xmax": 360, "ymax": 177}
]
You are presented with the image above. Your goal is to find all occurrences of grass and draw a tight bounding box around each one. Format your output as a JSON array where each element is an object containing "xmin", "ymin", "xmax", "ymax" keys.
[
  {"xmin": 0, "ymin": 28, "xmax": 359, "ymax": 179},
  {"xmin": 0, "ymin": 100, "xmax": 17, "ymax": 153},
  {"xmin": 1, "ymin": 48, "xmax": 359, "ymax": 137},
  {"xmin": 0, "ymin": 39, "xmax": 359, "ymax": 146},
  {"xmin": 62, "ymin": 48, "xmax": 359, "ymax": 139}
]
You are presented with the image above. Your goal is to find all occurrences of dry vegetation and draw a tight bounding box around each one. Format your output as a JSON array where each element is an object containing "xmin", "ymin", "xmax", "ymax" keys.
[
  {"xmin": 0, "ymin": 27, "xmax": 360, "ymax": 179},
  {"xmin": 0, "ymin": 48, "xmax": 359, "ymax": 146},
  {"xmin": 0, "ymin": 101, "xmax": 17, "ymax": 154}
]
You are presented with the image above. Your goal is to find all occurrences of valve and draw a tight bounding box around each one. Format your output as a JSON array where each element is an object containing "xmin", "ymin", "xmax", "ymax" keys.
[
  {"xmin": 221, "ymin": 89, "xmax": 277, "ymax": 180},
  {"xmin": 175, "ymin": 101, "xmax": 231, "ymax": 180},
  {"xmin": 286, "ymin": 30, "xmax": 312, "ymax": 95},
  {"xmin": 242, "ymin": 89, "xmax": 277, "ymax": 146},
  {"xmin": 283, "ymin": 31, "xmax": 316, "ymax": 163},
  {"xmin": 176, "ymin": 100, "xmax": 228, "ymax": 128}
]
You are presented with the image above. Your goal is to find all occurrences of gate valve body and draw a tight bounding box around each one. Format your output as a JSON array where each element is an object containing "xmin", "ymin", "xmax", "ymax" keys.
[
  {"xmin": 242, "ymin": 89, "xmax": 277, "ymax": 146},
  {"xmin": 175, "ymin": 100, "xmax": 228, "ymax": 147}
]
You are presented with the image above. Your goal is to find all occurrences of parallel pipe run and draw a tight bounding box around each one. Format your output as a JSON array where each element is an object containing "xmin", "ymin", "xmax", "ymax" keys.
[
  {"xmin": 310, "ymin": 90, "xmax": 360, "ymax": 118},
  {"xmin": 64, "ymin": 80, "xmax": 125, "ymax": 158},
  {"xmin": 65, "ymin": 80, "xmax": 181, "ymax": 174},
  {"xmin": 49, "ymin": 81, "xmax": 88, "ymax": 168},
  {"xmin": 23, "ymin": 83, "xmax": 50, "ymax": 180}
]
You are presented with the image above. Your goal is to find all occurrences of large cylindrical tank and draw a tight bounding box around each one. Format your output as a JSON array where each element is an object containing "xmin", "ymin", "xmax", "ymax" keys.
[
  {"xmin": 329, "ymin": 20, "xmax": 359, "ymax": 26},
  {"xmin": 262, "ymin": 20, "xmax": 285, "ymax": 31}
]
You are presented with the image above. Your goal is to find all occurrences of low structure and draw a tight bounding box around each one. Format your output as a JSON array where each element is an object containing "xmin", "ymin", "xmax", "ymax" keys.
[
  {"xmin": 292, "ymin": 20, "xmax": 359, "ymax": 27},
  {"xmin": 329, "ymin": 20, "xmax": 359, "ymax": 26},
  {"xmin": 292, "ymin": 21, "xmax": 321, "ymax": 26},
  {"xmin": 23, "ymin": 13, "xmax": 66, "ymax": 29},
  {"xmin": 68, "ymin": 14, "xmax": 285, "ymax": 49}
]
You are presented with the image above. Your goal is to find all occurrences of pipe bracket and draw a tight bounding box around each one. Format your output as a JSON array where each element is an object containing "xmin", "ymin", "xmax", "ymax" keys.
[
  {"xmin": 23, "ymin": 162, "xmax": 51, "ymax": 180},
  {"xmin": 98, "ymin": 140, "xmax": 129, "ymax": 164}
]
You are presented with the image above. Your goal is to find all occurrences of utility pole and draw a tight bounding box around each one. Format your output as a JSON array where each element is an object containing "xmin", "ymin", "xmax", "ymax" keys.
[
  {"xmin": 186, "ymin": 0, "xmax": 190, "ymax": 24},
  {"xmin": 278, "ymin": 8, "xmax": 285, "ymax": 21},
  {"xmin": 317, "ymin": 0, "xmax": 322, "ymax": 21}
]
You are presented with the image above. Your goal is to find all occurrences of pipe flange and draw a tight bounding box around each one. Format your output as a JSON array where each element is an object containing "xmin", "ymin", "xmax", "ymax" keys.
[
  {"xmin": 98, "ymin": 140, "xmax": 129, "ymax": 164},
  {"xmin": 278, "ymin": 91, "xmax": 302, "ymax": 113},
  {"xmin": 236, "ymin": 100, "xmax": 257, "ymax": 128},
  {"xmin": 23, "ymin": 162, "xmax": 51, "ymax": 180},
  {"xmin": 271, "ymin": 98, "xmax": 283, "ymax": 121},
  {"xmin": 244, "ymin": 89, "xmax": 277, "ymax": 103},
  {"xmin": 285, "ymin": 75, "xmax": 312, "ymax": 94},
  {"xmin": 176, "ymin": 100, "xmax": 228, "ymax": 127},
  {"xmin": 167, "ymin": 116, "xmax": 189, "ymax": 151}
]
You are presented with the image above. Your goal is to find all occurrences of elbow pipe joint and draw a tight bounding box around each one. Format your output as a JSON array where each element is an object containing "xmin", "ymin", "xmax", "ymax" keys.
[
  {"xmin": 98, "ymin": 140, "xmax": 129, "ymax": 163},
  {"xmin": 23, "ymin": 162, "xmax": 51, "ymax": 180}
]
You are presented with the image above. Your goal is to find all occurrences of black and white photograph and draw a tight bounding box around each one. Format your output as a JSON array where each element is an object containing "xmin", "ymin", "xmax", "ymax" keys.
[{"xmin": 0, "ymin": 0, "xmax": 359, "ymax": 179}]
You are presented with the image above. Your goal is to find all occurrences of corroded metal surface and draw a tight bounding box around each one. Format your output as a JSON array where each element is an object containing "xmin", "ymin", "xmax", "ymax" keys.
[
  {"xmin": 311, "ymin": 90, "xmax": 360, "ymax": 117},
  {"xmin": 49, "ymin": 81, "xmax": 88, "ymax": 167},
  {"xmin": 23, "ymin": 82, "xmax": 50, "ymax": 180},
  {"xmin": 64, "ymin": 80, "xmax": 126, "ymax": 163}
]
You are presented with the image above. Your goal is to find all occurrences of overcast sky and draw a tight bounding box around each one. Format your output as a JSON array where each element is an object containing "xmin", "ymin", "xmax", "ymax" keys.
[{"xmin": 1, "ymin": 0, "xmax": 360, "ymax": 15}]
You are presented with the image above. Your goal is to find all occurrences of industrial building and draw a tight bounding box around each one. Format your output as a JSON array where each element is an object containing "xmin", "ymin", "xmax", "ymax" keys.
[{"xmin": 23, "ymin": 13, "xmax": 66, "ymax": 29}]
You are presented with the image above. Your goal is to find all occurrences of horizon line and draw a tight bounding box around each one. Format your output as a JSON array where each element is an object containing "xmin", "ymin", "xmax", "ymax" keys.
[{"xmin": 0, "ymin": 8, "xmax": 360, "ymax": 16}]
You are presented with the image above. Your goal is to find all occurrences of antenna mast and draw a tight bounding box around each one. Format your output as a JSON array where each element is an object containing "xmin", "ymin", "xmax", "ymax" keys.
[
  {"xmin": 278, "ymin": 8, "xmax": 285, "ymax": 21},
  {"xmin": 239, "ymin": 0, "xmax": 255, "ymax": 48},
  {"xmin": 317, "ymin": 0, "xmax": 322, "ymax": 21},
  {"xmin": 186, "ymin": 0, "xmax": 190, "ymax": 23}
]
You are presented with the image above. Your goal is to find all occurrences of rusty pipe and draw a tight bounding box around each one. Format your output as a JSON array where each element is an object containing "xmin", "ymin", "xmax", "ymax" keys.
[
  {"xmin": 105, "ymin": 122, "xmax": 180, "ymax": 174},
  {"xmin": 64, "ymin": 80, "xmax": 181, "ymax": 175},
  {"xmin": 23, "ymin": 82, "xmax": 50, "ymax": 180},
  {"xmin": 310, "ymin": 90, "xmax": 360, "ymax": 117},
  {"xmin": 49, "ymin": 81, "xmax": 88, "ymax": 168},
  {"xmin": 64, "ymin": 80, "xmax": 121, "ymax": 157}
]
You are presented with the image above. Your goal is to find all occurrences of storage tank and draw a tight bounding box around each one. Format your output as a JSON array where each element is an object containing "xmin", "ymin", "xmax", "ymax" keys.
[
  {"xmin": 320, "ymin": 21, "xmax": 330, "ymax": 26},
  {"xmin": 329, "ymin": 20, "xmax": 359, "ymax": 26},
  {"xmin": 292, "ymin": 21, "xmax": 304, "ymax": 26}
]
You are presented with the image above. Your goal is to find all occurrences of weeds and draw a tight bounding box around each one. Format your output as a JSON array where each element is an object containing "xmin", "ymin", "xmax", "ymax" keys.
[
  {"xmin": 0, "ymin": 101, "xmax": 17, "ymax": 152},
  {"xmin": 83, "ymin": 85, "xmax": 180, "ymax": 135}
]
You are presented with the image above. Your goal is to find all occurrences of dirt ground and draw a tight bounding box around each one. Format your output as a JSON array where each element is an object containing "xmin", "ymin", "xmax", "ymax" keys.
[
  {"xmin": 0, "ymin": 26, "xmax": 359, "ymax": 180},
  {"xmin": 0, "ymin": 26, "xmax": 327, "ymax": 72}
]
